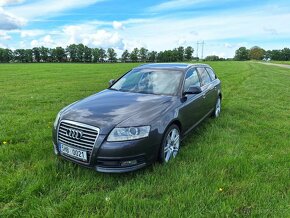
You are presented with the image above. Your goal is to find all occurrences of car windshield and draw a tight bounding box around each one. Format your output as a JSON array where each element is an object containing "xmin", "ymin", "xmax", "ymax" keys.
[{"xmin": 110, "ymin": 68, "xmax": 183, "ymax": 96}]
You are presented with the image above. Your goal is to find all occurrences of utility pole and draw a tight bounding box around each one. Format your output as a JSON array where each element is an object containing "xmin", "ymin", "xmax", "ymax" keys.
[
  {"xmin": 201, "ymin": 41, "xmax": 205, "ymax": 60},
  {"xmin": 196, "ymin": 41, "xmax": 199, "ymax": 59}
]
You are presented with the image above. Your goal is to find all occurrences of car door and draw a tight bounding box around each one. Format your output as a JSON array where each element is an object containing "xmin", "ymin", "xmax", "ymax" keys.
[
  {"xmin": 197, "ymin": 67, "xmax": 217, "ymax": 115},
  {"xmin": 179, "ymin": 68, "xmax": 206, "ymax": 132},
  {"xmin": 205, "ymin": 67, "xmax": 220, "ymax": 109}
]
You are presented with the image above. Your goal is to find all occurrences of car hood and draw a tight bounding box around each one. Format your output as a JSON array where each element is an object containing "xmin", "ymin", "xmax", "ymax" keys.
[{"xmin": 61, "ymin": 89, "xmax": 175, "ymax": 134}]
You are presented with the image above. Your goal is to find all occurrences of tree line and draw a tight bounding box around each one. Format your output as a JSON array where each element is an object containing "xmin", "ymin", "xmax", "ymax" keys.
[
  {"xmin": 0, "ymin": 44, "xmax": 194, "ymax": 63},
  {"xmin": 234, "ymin": 46, "xmax": 290, "ymax": 61}
]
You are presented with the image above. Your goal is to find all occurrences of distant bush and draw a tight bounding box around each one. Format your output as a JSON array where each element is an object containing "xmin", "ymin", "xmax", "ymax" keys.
[{"xmin": 204, "ymin": 55, "xmax": 225, "ymax": 61}]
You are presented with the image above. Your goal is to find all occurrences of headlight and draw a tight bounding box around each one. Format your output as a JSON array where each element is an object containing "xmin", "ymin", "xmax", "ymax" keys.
[
  {"xmin": 107, "ymin": 126, "xmax": 150, "ymax": 142},
  {"xmin": 53, "ymin": 111, "xmax": 61, "ymax": 128}
]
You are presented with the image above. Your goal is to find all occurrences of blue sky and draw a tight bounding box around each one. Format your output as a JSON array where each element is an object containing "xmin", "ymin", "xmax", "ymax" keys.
[{"xmin": 1, "ymin": 0, "xmax": 290, "ymax": 57}]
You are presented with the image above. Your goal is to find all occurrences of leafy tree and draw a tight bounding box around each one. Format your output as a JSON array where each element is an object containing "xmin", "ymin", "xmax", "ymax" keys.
[
  {"xmin": 25, "ymin": 49, "xmax": 33, "ymax": 63},
  {"xmin": 76, "ymin": 44, "xmax": 85, "ymax": 62},
  {"xmin": 157, "ymin": 51, "xmax": 165, "ymax": 62},
  {"xmin": 249, "ymin": 46, "xmax": 265, "ymax": 60},
  {"xmin": 92, "ymin": 48, "xmax": 100, "ymax": 62},
  {"xmin": 84, "ymin": 46, "xmax": 92, "ymax": 62},
  {"xmin": 148, "ymin": 51, "xmax": 157, "ymax": 62},
  {"xmin": 99, "ymin": 48, "xmax": 107, "ymax": 62},
  {"xmin": 264, "ymin": 50, "xmax": 272, "ymax": 60},
  {"xmin": 53, "ymin": 47, "xmax": 66, "ymax": 62},
  {"xmin": 14, "ymin": 49, "xmax": 26, "ymax": 62},
  {"xmin": 107, "ymin": 48, "xmax": 117, "ymax": 62},
  {"xmin": 0, "ymin": 48, "xmax": 13, "ymax": 63},
  {"xmin": 281, "ymin": 48, "xmax": 290, "ymax": 61},
  {"xmin": 139, "ymin": 47, "xmax": 148, "ymax": 62},
  {"xmin": 204, "ymin": 55, "xmax": 220, "ymax": 61},
  {"xmin": 32, "ymin": 47, "xmax": 41, "ymax": 62},
  {"xmin": 185, "ymin": 46, "xmax": 194, "ymax": 60},
  {"xmin": 66, "ymin": 44, "xmax": 78, "ymax": 62},
  {"xmin": 39, "ymin": 46, "xmax": 50, "ymax": 62},
  {"xmin": 269, "ymin": 50, "xmax": 282, "ymax": 60},
  {"xmin": 121, "ymin": 49, "xmax": 129, "ymax": 62},
  {"xmin": 171, "ymin": 48, "xmax": 179, "ymax": 62},
  {"xmin": 234, "ymin": 47, "xmax": 250, "ymax": 61},
  {"xmin": 130, "ymin": 48, "xmax": 139, "ymax": 62},
  {"xmin": 177, "ymin": 46, "xmax": 185, "ymax": 61}
]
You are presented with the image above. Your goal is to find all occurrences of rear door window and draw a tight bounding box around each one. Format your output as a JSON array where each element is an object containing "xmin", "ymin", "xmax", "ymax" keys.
[{"xmin": 197, "ymin": 67, "xmax": 211, "ymax": 86}]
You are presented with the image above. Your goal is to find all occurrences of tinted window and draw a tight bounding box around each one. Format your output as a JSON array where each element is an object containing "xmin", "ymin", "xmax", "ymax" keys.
[
  {"xmin": 206, "ymin": 68, "xmax": 216, "ymax": 80},
  {"xmin": 197, "ymin": 68, "xmax": 211, "ymax": 86},
  {"xmin": 183, "ymin": 68, "xmax": 200, "ymax": 91}
]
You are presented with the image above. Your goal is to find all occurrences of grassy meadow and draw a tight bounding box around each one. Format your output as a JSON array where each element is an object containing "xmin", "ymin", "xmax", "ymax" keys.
[
  {"xmin": 0, "ymin": 62, "xmax": 289, "ymax": 217},
  {"xmin": 269, "ymin": 61, "xmax": 290, "ymax": 65}
]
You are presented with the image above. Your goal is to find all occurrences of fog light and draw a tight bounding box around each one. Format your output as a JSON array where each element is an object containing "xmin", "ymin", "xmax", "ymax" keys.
[
  {"xmin": 121, "ymin": 160, "xmax": 137, "ymax": 167},
  {"xmin": 53, "ymin": 142, "xmax": 59, "ymax": 155}
]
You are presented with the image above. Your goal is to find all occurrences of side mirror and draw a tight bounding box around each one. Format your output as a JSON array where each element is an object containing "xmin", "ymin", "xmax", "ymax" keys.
[
  {"xmin": 183, "ymin": 85, "xmax": 202, "ymax": 95},
  {"xmin": 109, "ymin": 79, "xmax": 116, "ymax": 86}
]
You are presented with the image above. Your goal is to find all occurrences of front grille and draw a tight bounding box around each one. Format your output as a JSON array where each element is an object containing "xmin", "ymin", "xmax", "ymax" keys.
[{"xmin": 57, "ymin": 120, "xmax": 99, "ymax": 162}]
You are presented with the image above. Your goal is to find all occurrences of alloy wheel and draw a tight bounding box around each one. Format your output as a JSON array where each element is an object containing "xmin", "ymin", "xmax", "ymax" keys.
[
  {"xmin": 164, "ymin": 128, "xmax": 180, "ymax": 162},
  {"xmin": 215, "ymin": 97, "xmax": 221, "ymax": 117}
]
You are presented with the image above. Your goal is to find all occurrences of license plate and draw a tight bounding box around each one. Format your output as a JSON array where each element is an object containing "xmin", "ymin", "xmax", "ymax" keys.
[{"xmin": 60, "ymin": 144, "xmax": 87, "ymax": 161}]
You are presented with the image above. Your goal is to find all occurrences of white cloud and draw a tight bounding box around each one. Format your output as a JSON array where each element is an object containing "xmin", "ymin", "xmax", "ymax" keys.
[
  {"xmin": 123, "ymin": 39, "xmax": 146, "ymax": 52},
  {"xmin": 7, "ymin": 0, "xmax": 105, "ymax": 20},
  {"xmin": 0, "ymin": 7, "xmax": 25, "ymax": 30},
  {"xmin": 30, "ymin": 34, "xmax": 55, "ymax": 47},
  {"xmin": 114, "ymin": 6, "xmax": 290, "ymax": 57},
  {"xmin": 0, "ymin": 0, "xmax": 24, "ymax": 6},
  {"xmin": 112, "ymin": 21, "xmax": 124, "ymax": 30},
  {"xmin": 0, "ymin": 31, "xmax": 11, "ymax": 40},
  {"xmin": 19, "ymin": 29, "xmax": 45, "ymax": 37},
  {"xmin": 62, "ymin": 24, "xmax": 124, "ymax": 49},
  {"xmin": 149, "ymin": 0, "xmax": 211, "ymax": 12},
  {"xmin": 87, "ymin": 30, "xmax": 123, "ymax": 48},
  {"xmin": 224, "ymin": 43, "xmax": 233, "ymax": 48}
]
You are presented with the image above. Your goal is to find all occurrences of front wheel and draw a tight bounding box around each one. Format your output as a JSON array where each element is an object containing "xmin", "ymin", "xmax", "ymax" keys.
[{"xmin": 159, "ymin": 124, "xmax": 180, "ymax": 163}]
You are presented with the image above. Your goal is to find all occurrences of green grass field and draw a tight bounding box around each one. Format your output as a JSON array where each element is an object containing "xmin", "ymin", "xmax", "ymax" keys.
[
  {"xmin": 0, "ymin": 62, "xmax": 289, "ymax": 217},
  {"xmin": 270, "ymin": 61, "xmax": 290, "ymax": 65}
]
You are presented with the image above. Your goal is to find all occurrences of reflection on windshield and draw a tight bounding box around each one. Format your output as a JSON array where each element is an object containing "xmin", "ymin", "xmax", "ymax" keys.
[{"xmin": 111, "ymin": 69, "xmax": 183, "ymax": 95}]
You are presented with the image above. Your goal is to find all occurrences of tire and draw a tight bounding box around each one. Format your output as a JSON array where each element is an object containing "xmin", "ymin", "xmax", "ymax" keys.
[
  {"xmin": 212, "ymin": 96, "xmax": 221, "ymax": 118},
  {"xmin": 159, "ymin": 124, "xmax": 180, "ymax": 164}
]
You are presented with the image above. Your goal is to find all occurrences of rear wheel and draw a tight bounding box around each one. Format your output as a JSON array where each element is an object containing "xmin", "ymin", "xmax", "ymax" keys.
[
  {"xmin": 213, "ymin": 96, "xmax": 221, "ymax": 118},
  {"xmin": 159, "ymin": 124, "xmax": 180, "ymax": 163}
]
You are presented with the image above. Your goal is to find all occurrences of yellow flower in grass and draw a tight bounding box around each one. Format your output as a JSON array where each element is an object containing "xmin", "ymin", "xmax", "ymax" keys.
[
  {"xmin": 3, "ymin": 141, "xmax": 7, "ymax": 145},
  {"xmin": 219, "ymin": 188, "xmax": 223, "ymax": 192}
]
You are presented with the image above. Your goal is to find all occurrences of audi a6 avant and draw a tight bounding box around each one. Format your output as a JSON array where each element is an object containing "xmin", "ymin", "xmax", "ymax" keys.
[{"xmin": 52, "ymin": 63, "xmax": 222, "ymax": 173}]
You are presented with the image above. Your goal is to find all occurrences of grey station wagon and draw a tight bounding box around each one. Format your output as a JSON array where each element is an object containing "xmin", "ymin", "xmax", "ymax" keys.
[{"xmin": 52, "ymin": 63, "xmax": 222, "ymax": 173}]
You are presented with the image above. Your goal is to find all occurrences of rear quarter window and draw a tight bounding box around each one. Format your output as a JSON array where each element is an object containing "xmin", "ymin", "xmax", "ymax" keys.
[
  {"xmin": 197, "ymin": 67, "xmax": 211, "ymax": 86},
  {"xmin": 206, "ymin": 68, "xmax": 217, "ymax": 80}
]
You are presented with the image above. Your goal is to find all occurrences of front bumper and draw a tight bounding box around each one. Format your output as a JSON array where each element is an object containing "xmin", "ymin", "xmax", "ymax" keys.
[{"xmin": 53, "ymin": 134, "xmax": 160, "ymax": 173}]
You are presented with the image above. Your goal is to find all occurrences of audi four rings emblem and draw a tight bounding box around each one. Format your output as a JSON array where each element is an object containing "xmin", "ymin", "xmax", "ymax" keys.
[{"xmin": 66, "ymin": 128, "xmax": 83, "ymax": 140}]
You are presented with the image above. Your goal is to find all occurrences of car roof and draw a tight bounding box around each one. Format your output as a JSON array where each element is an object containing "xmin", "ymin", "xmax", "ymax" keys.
[{"xmin": 135, "ymin": 63, "xmax": 211, "ymax": 71}]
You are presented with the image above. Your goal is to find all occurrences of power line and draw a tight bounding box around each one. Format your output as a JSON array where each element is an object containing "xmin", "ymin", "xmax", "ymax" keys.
[
  {"xmin": 201, "ymin": 41, "xmax": 205, "ymax": 60},
  {"xmin": 196, "ymin": 41, "xmax": 205, "ymax": 60}
]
